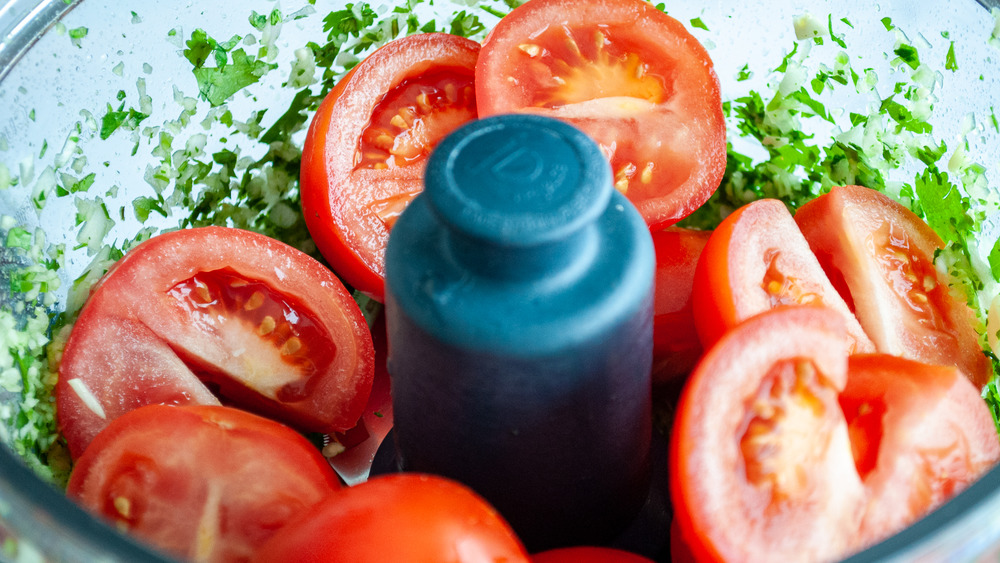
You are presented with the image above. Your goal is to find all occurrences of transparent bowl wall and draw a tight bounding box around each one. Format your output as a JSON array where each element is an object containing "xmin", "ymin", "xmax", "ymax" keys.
[{"xmin": 1, "ymin": 0, "xmax": 999, "ymax": 561}]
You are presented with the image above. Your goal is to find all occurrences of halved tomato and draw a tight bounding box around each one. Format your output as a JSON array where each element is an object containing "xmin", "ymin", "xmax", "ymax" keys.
[
  {"xmin": 795, "ymin": 184, "xmax": 992, "ymax": 388},
  {"xmin": 651, "ymin": 227, "xmax": 711, "ymax": 384},
  {"xmin": 301, "ymin": 33, "xmax": 480, "ymax": 301},
  {"xmin": 67, "ymin": 404, "xmax": 341, "ymax": 563},
  {"xmin": 840, "ymin": 354, "xmax": 1000, "ymax": 548},
  {"xmin": 669, "ymin": 306, "xmax": 865, "ymax": 562},
  {"xmin": 475, "ymin": 0, "xmax": 726, "ymax": 230},
  {"xmin": 252, "ymin": 473, "xmax": 530, "ymax": 563},
  {"xmin": 56, "ymin": 226, "xmax": 374, "ymax": 458},
  {"xmin": 691, "ymin": 198, "xmax": 874, "ymax": 354}
]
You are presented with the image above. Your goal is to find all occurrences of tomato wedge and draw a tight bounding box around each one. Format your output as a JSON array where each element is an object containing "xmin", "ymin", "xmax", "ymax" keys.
[
  {"xmin": 670, "ymin": 306, "xmax": 866, "ymax": 562},
  {"xmin": 56, "ymin": 227, "xmax": 374, "ymax": 458},
  {"xmin": 841, "ymin": 354, "xmax": 1000, "ymax": 548},
  {"xmin": 475, "ymin": 0, "xmax": 726, "ymax": 230},
  {"xmin": 252, "ymin": 473, "xmax": 530, "ymax": 563},
  {"xmin": 795, "ymin": 184, "xmax": 992, "ymax": 388},
  {"xmin": 651, "ymin": 227, "xmax": 710, "ymax": 384},
  {"xmin": 691, "ymin": 198, "xmax": 875, "ymax": 354},
  {"xmin": 301, "ymin": 33, "xmax": 480, "ymax": 301},
  {"xmin": 67, "ymin": 404, "xmax": 341, "ymax": 563}
]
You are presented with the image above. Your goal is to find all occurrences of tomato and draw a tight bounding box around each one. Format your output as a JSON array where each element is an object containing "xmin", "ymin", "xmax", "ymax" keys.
[
  {"xmin": 475, "ymin": 0, "xmax": 726, "ymax": 230},
  {"xmin": 252, "ymin": 473, "xmax": 531, "ymax": 563},
  {"xmin": 795, "ymin": 184, "xmax": 992, "ymax": 388},
  {"xmin": 300, "ymin": 33, "xmax": 480, "ymax": 301},
  {"xmin": 532, "ymin": 546, "xmax": 654, "ymax": 563},
  {"xmin": 67, "ymin": 404, "xmax": 341, "ymax": 563},
  {"xmin": 840, "ymin": 354, "xmax": 1000, "ymax": 548},
  {"xmin": 651, "ymin": 227, "xmax": 710, "ymax": 384},
  {"xmin": 669, "ymin": 306, "xmax": 866, "ymax": 562},
  {"xmin": 56, "ymin": 226, "xmax": 374, "ymax": 458},
  {"xmin": 691, "ymin": 198, "xmax": 875, "ymax": 355}
]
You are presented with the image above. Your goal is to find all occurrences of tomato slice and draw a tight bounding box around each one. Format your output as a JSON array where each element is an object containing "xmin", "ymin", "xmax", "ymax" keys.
[
  {"xmin": 840, "ymin": 354, "xmax": 1000, "ymax": 548},
  {"xmin": 669, "ymin": 306, "xmax": 866, "ymax": 562},
  {"xmin": 67, "ymin": 404, "xmax": 341, "ymax": 563},
  {"xmin": 301, "ymin": 33, "xmax": 480, "ymax": 301},
  {"xmin": 252, "ymin": 473, "xmax": 530, "ymax": 563},
  {"xmin": 795, "ymin": 184, "xmax": 992, "ymax": 388},
  {"xmin": 691, "ymin": 198, "xmax": 875, "ymax": 354},
  {"xmin": 56, "ymin": 227, "xmax": 374, "ymax": 458},
  {"xmin": 651, "ymin": 227, "xmax": 710, "ymax": 384},
  {"xmin": 475, "ymin": 0, "xmax": 726, "ymax": 230}
]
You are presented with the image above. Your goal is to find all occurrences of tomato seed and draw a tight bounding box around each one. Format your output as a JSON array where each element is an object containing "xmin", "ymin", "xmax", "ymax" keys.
[
  {"xmin": 244, "ymin": 291, "xmax": 265, "ymax": 311},
  {"xmin": 258, "ymin": 316, "xmax": 276, "ymax": 336},
  {"xmin": 281, "ymin": 337, "xmax": 303, "ymax": 356},
  {"xmin": 518, "ymin": 43, "xmax": 541, "ymax": 58}
]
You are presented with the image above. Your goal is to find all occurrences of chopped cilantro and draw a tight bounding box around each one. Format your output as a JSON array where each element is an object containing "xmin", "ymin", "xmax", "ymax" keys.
[
  {"xmin": 946, "ymin": 41, "xmax": 958, "ymax": 71},
  {"xmin": 893, "ymin": 43, "xmax": 921, "ymax": 70},
  {"xmin": 99, "ymin": 103, "xmax": 149, "ymax": 140},
  {"xmin": 881, "ymin": 17, "xmax": 894, "ymax": 31},
  {"xmin": 690, "ymin": 17, "xmax": 708, "ymax": 31}
]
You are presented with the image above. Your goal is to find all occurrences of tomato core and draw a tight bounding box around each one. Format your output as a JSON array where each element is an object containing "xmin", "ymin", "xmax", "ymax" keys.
[
  {"xmin": 761, "ymin": 249, "xmax": 823, "ymax": 307},
  {"xmin": 739, "ymin": 359, "xmax": 832, "ymax": 504},
  {"xmin": 167, "ymin": 268, "xmax": 335, "ymax": 401},
  {"xmin": 870, "ymin": 221, "xmax": 952, "ymax": 333}
]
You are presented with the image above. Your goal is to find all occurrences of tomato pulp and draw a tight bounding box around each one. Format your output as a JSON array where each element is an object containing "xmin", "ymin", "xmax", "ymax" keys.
[
  {"xmin": 475, "ymin": 0, "xmax": 726, "ymax": 230},
  {"xmin": 67, "ymin": 404, "xmax": 341, "ymax": 563},
  {"xmin": 56, "ymin": 227, "xmax": 374, "ymax": 458},
  {"xmin": 301, "ymin": 33, "xmax": 481, "ymax": 301}
]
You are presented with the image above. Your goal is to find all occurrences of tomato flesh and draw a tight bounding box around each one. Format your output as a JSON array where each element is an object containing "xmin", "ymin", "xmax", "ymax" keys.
[
  {"xmin": 476, "ymin": 0, "xmax": 726, "ymax": 230},
  {"xmin": 67, "ymin": 405, "xmax": 341, "ymax": 563},
  {"xmin": 795, "ymin": 185, "xmax": 992, "ymax": 388},
  {"xmin": 691, "ymin": 198, "xmax": 874, "ymax": 355},
  {"xmin": 670, "ymin": 306, "xmax": 865, "ymax": 562},
  {"xmin": 57, "ymin": 227, "xmax": 374, "ymax": 459},
  {"xmin": 252, "ymin": 474, "xmax": 530, "ymax": 563},
  {"xmin": 840, "ymin": 354, "xmax": 1000, "ymax": 548},
  {"xmin": 301, "ymin": 33, "xmax": 480, "ymax": 301}
]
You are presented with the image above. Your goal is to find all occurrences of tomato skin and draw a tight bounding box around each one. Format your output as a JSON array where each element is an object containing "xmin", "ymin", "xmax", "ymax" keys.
[
  {"xmin": 651, "ymin": 227, "xmax": 710, "ymax": 384},
  {"xmin": 475, "ymin": 0, "xmax": 726, "ymax": 230},
  {"xmin": 532, "ymin": 546, "xmax": 654, "ymax": 563},
  {"xmin": 67, "ymin": 404, "xmax": 341, "ymax": 563},
  {"xmin": 691, "ymin": 198, "xmax": 874, "ymax": 355},
  {"xmin": 56, "ymin": 227, "xmax": 374, "ymax": 459},
  {"xmin": 252, "ymin": 473, "xmax": 531, "ymax": 563},
  {"xmin": 670, "ymin": 306, "xmax": 866, "ymax": 562},
  {"xmin": 301, "ymin": 33, "xmax": 481, "ymax": 302},
  {"xmin": 795, "ymin": 184, "xmax": 992, "ymax": 388},
  {"xmin": 841, "ymin": 354, "xmax": 1000, "ymax": 548}
]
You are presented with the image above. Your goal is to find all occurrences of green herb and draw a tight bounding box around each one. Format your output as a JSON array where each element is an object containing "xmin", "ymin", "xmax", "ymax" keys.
[
  {"xmin": 893, "ymin": 43, "xmax": 921, "ymax": 69},
  {"xmin": 99, "ymin": 103, "xmax": 149, "ymax": 140},
  {"xmin": 690, "ymin": 17, "xmax": 708, "ymax": 31},
  {"xmin": 946, "ymin": 41, "xmax": 958, "ymax": 71}
]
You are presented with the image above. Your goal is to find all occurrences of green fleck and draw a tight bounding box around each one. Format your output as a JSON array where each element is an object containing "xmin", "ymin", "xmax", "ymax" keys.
[
  {"xmin": 5, "ymin": 227, "xmax": 32, "ymax": 250},
  {"xmin": 690, "ymin": 17, "xmax": 708, "ymax": 31},
  {"xmin": 28, "ymin": 109, "xmax": 35, "ymax": 122},
  {"xmin": 736, "ymin": 64, "xmax": 752, "ymax": 82},
  {"xmin": 448, "ymin": 10, "xmax": 485, "ymax": 38},
  {"xmin": 68, "ymin": 26, "xmax": 88, "ymax": 40},
  {"xmin": 192, "ymin": 48, "xmax": 276, "ymax": 107},
  {"xmin": 99, "ymin": 103, "xmax": 149, "ymax": 140},
  {"xmin": 893, "ymin": 44, "xmax": 921, "ymax": 70},
  {"xmin": 827, "ymin": 15, "xmax": 846, "ymax": 48},
  {"xmin": 132, "ymin": 196, "xmax": 167, "ymax": 223},
  {"xmin": 881, "ymin": 17, "xmax": 894, "ymax": 31},
  {"xmin": 945, "ymin": 41, "xmax": 958, "ymax": 71},
  {"xmin": 989, "ymin": 238, "xmax": 1000, "ymax": 281}
]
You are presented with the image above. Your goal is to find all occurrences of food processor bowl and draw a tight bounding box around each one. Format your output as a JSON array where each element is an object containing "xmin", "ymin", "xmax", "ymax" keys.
[{"xmin": 1, "ymin": 0, "xmax": 999, "ymax": 561}]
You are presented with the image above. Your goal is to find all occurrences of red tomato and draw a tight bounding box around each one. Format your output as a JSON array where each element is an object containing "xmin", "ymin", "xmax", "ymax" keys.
[
  {"xmin": 56, "ymin": 227, "xmax": 374, "ymax": 458},
  {"xmin": 651, "ymin": 227, "xmax": 710, "ymax": 384},
  {"xmin": 795, "ymin": 184, "xmax": 992, "ymax": 388},
  {"xmin": 532, "ymin": 546, "xmax": 654, "ymax": 563},
  {"xmin": 840, "ymin": 354, "xmax": 1000, "ymax": 548},
  {"xmin": 670, "ymin": 306, "xmax": 866, "ymax": 562},
  {"xmin": 252, "ymin": 473, "xmax": 531, "ymax": 563},
  {"xmin": 691, "ymin": 198, "xmax": 875, "ymax": 354},
  {"xmin": 301, "ymin": 33, "xmax": 480, "ymax": 301},
  {"xmin": 67, "ymin": 404, "xmax": 341, "ymax": 563},
  {"xmin": 475, "ymin": 0, "xmax": 726, "ymax": 230}
]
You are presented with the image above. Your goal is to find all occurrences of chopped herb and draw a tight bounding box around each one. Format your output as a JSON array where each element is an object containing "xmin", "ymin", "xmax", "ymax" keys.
[
  {"xmin": 946, "ymin": 41, "xmax": 958, "ymax": 71},
  {"xmin": 893, "ymin": 43, "xmax": 921, "ymax": 70},
  {"xmin": 881, "ymin": 17, "xmax": 894, "ymax": 31},
  {"xmin": 99, "ymin": 103, "xmax": 149, "ymax": 140},
  {"xmin": 690, "ymin": 17, "xmax": 708, "ymax": 31}
]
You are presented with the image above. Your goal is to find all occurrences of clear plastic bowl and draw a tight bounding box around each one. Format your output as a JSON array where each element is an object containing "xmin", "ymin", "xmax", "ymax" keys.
[{"xmin": 1, "ymin": 0, "xmax": 999, "ymax": 561}]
